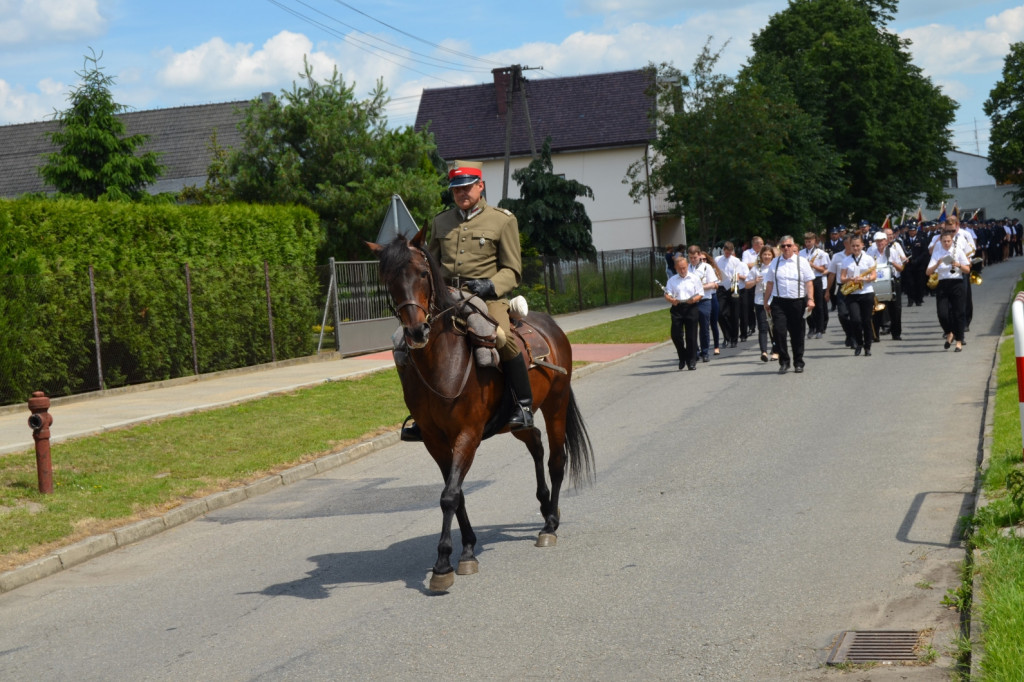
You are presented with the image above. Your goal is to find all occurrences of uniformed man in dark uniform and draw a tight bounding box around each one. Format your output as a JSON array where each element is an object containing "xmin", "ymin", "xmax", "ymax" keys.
[
  {"xmin": 403, "ymin": 160, "xmax": 533, "ymax": 441},
  {"xmin": 903, "ymin": 221, "xmax": 928, "ymax": 306}
]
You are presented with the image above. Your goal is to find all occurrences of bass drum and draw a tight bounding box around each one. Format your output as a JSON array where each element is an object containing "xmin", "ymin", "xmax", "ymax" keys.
[{"xmin": 873, "ymin": 265, "xmax": 894, "ymax": 301}]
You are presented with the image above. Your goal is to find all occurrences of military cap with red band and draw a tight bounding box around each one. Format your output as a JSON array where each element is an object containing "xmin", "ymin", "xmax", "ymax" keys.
[{"xmin": 448, "ymin": 160, "xmax": 484, "ymax": 188}]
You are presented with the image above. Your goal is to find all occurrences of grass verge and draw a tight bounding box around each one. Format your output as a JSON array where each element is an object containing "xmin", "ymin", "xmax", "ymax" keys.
[
  {"xmin": 0, "ymin": 308, "xmax": 670, "ymax": 573},
  {"xmin": 958, "ymin": 274, "xmax": 1024, "ymax": 679}
]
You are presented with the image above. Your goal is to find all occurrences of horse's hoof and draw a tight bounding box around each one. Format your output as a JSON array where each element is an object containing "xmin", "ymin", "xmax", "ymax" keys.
[
  {"xmin": 456, "ymin": 559, "xmax": 479, "ymax": 575},
  {"xmin": 429, "ymin": 571, "xmax": 455, "ymax": 592},
  {"xmin": 535, "ymin": 533, "xmax": 557, "ymax": 547}
]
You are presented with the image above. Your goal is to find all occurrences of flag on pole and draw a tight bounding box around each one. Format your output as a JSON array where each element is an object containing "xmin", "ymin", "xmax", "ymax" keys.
[
  {"xmin": 880, "ymin": 214, "xmax": 891, "ymax": 231},
  {"xmin": 916, "ymin": 206, "xmax": 925, "ymax": 223},
  {"xmin": 952, "ymin": 201, "xmax": 960, "ymax": 219},
  {"xmin": 937, "ymin": 201, "xmax": 947, "ymax": 222}
]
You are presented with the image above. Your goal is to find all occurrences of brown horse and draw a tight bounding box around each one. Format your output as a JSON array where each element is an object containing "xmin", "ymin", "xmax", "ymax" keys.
[{"xmin": 368, "ymin": 230, "xmax": 594, "ymax": 592}]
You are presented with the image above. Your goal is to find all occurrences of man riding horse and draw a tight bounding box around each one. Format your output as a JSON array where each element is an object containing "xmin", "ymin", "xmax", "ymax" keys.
[{"xmin": 401, "ymin": 160, "xmax": 534, "ymax": 441}]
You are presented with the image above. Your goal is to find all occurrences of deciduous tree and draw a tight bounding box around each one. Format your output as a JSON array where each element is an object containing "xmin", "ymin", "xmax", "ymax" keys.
[
  {"xmin": 746, "ymin": 0, "xmax": 956, "ymax": 221},
  {"xmin": 984, "ymin": 42, "xmax": 1024, "ymax": 210},
  {"xmin": 626, "ymin": 43, "xmax": 841, "ymax": 246}
]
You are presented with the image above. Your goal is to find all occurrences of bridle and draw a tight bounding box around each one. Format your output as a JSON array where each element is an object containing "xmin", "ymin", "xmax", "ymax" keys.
[
  {"xmin": 389, "ymin": 245, "xmax": 438, "ymax": 326},
  {"xmin": 389, "ymin": 244, "xmax": 471, "ymax": 400}
]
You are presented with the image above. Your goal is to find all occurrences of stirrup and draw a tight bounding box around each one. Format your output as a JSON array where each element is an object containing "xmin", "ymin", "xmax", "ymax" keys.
[
  {"xmin": 400, "ymin": 416, "xmax": 422, "ymax": 442},
  {"xmin": 506, "ymin": 403, "xmax": 534, "ymax": 431}
]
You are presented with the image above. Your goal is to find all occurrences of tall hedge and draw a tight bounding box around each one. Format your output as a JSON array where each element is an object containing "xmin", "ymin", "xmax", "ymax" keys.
[{"xmin": 0, "ymin": 198, "xmax": 322, "ymax": 405}]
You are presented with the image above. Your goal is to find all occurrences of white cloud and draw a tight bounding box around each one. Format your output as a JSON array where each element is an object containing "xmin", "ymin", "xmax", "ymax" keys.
[
  {"xmin": 0, "ymin": 78, "xmax": 65, "ymax": 123},
  {"xmin": 156, "ymin": 30, "xmax": 402, "ymax": 101},
  {"xmin": 567, "ymin": 0, "xmax": 760, "ymax": 23},
  {"xmin": 902, "ymin": 7, "xmax": 1024, "ymax": 78},
  {"xmin": 0, "ymin": 0, "xmax": 106, "ymax": 46},
  {"xmin": 482, "ymin": 9, "xmax": 766, "ymax": 80}
]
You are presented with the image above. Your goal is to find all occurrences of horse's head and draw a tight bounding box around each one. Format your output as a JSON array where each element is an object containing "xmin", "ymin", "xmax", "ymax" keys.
[{"xmin": 367, "ymin": 230, "xmax": 445, "ymax": 349}]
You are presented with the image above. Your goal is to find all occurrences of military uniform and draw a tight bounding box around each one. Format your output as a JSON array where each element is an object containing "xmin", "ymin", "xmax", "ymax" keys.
[
  {"xmin": 401, "ymin": 161, "xmax": 533, "ymax": 442},
  {"xmin": 429, "ymin": 196, "xmax": 522, "ymax": 361}
]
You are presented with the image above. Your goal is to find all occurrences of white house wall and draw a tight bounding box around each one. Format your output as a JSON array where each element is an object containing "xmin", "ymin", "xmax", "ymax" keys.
[{"xmin": 476, "ymin": 146, "xmax": 659, "ymax": 253}]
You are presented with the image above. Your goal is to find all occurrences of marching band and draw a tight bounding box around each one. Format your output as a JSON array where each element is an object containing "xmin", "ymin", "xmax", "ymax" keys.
[{"xmin": 663, "ymin": 213, "xmax": 1018, "ymax": 373}]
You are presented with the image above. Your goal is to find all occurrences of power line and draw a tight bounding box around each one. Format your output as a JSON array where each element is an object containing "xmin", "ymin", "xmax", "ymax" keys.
[
  {"xmin": 326, "ymin": 0, "xmax": 507, "ymax": 67},
  {"xmin": 265, "ymin": 0, "xmax": 463, "ymax": 86},
  {"xmin": 278, "ymin": 0, "xmax": 493, "ymax": 74}
]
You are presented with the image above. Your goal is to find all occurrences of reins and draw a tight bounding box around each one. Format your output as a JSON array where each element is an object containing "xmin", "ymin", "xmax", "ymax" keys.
[{"xmin": 390, "ymin": 244, "xmax": 474, "ymax": 401}]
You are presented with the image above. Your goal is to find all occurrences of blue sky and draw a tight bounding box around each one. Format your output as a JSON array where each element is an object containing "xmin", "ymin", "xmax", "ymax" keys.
[{"xmin": 2, "ymin": 0, "xmax": 1021, "ymax": 154}]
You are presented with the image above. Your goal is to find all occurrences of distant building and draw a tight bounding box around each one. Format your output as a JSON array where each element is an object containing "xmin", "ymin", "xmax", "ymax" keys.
[
  {"xmin": 415, "ymin": 68, "xmax": 684, "ymax": 252},
  {"xmin": 940, "ymin": 150, "xmax": 1022, "ymax": 221},
  {"xmin": 0, "ymin": 100, "xmax": 249, "ymax": 199}
]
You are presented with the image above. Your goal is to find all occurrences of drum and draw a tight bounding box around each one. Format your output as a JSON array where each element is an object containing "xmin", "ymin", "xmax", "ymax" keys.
[{"xmin": 873, "ymin": 265, "xmax": 894, "ymax": 301}]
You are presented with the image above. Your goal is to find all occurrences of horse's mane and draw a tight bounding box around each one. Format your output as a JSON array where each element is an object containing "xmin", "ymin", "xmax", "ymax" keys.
[{"xmin": 378, "ymin": 235, "xmax": 458, "ymax": 314}]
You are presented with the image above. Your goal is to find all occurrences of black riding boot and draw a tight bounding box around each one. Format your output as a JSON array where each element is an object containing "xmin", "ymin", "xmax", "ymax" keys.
[{"xmin": 503, "ymin": 354, "xmax": 534, "ymax": 431}]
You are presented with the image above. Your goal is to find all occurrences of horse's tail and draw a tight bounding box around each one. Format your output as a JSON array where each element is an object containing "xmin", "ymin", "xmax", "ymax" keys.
[{"xmin": 564, "ymin": 388, "xmax": 596, "ymax": 489}]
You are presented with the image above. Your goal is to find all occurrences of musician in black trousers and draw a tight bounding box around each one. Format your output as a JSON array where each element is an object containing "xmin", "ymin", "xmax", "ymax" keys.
[
  {"xmin": 927, "ymin": 230, "xmax": 970, "ymax": 352},
  {"xmin": 665, "ymin": 255, "xmax": 704, "ymax": 370},
  {"xmin": 901, "ymin": 223, "xmax": 928, "ymax": 306},
  {"xmin": 763, "ymin": 236, "xmax": 816, "ymax": 374},
  {"xmin": 840, "ymin": 236, "xmax": 878, "ymax": 356}
]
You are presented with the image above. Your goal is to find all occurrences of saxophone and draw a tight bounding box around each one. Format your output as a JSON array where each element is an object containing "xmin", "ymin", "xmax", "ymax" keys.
[{"xmin": 840, "ymin": 264, "xmax": 876, "ymax": 295}]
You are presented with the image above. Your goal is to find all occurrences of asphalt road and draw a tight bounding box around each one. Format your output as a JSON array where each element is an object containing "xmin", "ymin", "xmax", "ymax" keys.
[{"xmin": 1, "ymin": 259, "xmax": 1020, "ymax": 681}]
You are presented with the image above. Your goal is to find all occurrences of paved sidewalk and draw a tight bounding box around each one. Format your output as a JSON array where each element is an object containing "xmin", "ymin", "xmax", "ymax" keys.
[{"xmin": 1, "ymin": 298, "xmax": 665, "ymax": 455}]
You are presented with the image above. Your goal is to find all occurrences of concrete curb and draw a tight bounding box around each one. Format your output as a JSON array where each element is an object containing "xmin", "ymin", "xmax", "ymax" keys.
[{"xmin": 0, "ymin": 342, "xmax": 669, "ymax": 594}]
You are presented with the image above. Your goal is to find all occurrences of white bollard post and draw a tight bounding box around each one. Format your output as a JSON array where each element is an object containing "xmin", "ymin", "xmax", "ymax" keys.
[{"xmin": 1012, "ymin": 292, "xmax": 1024, "ymax": 462}]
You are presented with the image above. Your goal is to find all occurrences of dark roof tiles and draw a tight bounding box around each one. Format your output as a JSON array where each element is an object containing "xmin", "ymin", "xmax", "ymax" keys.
[
  {"xmin": 415, "ymin": 69, "xmax": 654, "ymax": 160},
  {"xmin": 0, "ymin": 100, "xmax": 248, "ymax": 197}
]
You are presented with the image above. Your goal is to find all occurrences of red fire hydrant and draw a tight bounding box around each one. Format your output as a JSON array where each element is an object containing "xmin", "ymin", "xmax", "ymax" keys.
[{"xmin": 28, "ymin": 391, "xmax": 53, "ymax": 494}]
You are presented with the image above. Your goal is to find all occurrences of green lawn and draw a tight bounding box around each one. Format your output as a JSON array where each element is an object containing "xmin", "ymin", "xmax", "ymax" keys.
[{"xmin": 961, "ymin": 275, "xmax": 1024, "ymax": 679}]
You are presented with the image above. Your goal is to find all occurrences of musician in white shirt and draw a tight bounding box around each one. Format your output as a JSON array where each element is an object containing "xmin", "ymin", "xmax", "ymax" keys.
[
  {"xmin": 826, "ymin": 235, "xmax": 855, "ymax": 348},
  {"xmin": 800, "ymin": 231, "xmax": 830, "ymax": 339},
  {"xmin": 715, "ymin": 242, "xmax": 744, "ymax": 347},
  {"xmin": 741, "ymin": 236, "xmax": 763, "ymax": 338},
  {"xmin": 867, "ymin": 229, "xmax": 907, "ymax": 340},
  {"xmin": 763, "ymin": 236, "xmax": 815, "ymax": 374},
  {"xmin": 745, "ymin": 245, "xmax": 780, "ymax": 363},
  {"xmin": 840, "ymin": 236, "xmax": 877, "ymax": 356},
  {"xmin": 688, "ymin": 246, "xmax": 720, "ymax": 362},
  {"xmin": 929, "ymin": 216, "xmax": 976, "ymax": 326},
  {"xmin": 665, "ymin": 255, "xmax": 704, "ymax": 369},
  {"xmin": 926, "ymin": 230, "xmax": 970, "ymax": 352}
]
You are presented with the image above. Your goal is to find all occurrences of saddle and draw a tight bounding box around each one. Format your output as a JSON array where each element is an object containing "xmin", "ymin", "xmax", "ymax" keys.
[{"xmin": 391, "ymin": 291, "xmax": 555, "ymax": 372}]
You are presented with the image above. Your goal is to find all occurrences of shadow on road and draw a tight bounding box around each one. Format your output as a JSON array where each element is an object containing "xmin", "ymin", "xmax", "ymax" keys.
[
  {"xmin": 896, "ymin": 490, "xmax": 974, "ymax": 548},
  {"xmin": 243, "ymin": 523, "xmax": 543, "ymax": 598}
]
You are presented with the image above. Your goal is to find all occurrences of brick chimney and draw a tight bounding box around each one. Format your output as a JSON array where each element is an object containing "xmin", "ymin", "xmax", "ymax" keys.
[{"xmin": 492, "ymin": 67, "xmax": 511, "ymax": 115}]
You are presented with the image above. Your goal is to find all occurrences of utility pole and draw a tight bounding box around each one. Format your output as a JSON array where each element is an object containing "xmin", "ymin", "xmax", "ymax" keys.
[{"xmin": 500, "ymin": 64, "xmax": 542, "ymax": 201}]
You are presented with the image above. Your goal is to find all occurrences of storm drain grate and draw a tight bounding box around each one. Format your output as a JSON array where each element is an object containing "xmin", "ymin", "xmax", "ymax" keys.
[{"xmin": 827, "ymin": 630, "xmax": 922, "ymax": 665}]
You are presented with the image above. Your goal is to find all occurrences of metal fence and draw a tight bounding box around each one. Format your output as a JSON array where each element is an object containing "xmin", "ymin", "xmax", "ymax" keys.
[
  {"xmin": 318, "ymin": 247, "xmax": 664, "ymax": 332},
  {"xmin": 2, "ymin": 247, "xmax": 663, "ymax": 406}
]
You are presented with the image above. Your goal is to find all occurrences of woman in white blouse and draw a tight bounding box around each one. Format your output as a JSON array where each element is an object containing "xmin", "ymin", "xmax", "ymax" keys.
[
  {"xmin": 746, "ymin": 245, "xmax": 779, "ymax": 363},
  {"xmin": 926, "ymin": 229, "xmax": 971, "ymax": 352},
  {"xmin": 840, "ymin": 236, "xmax": 877, "ymax": 356}
]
